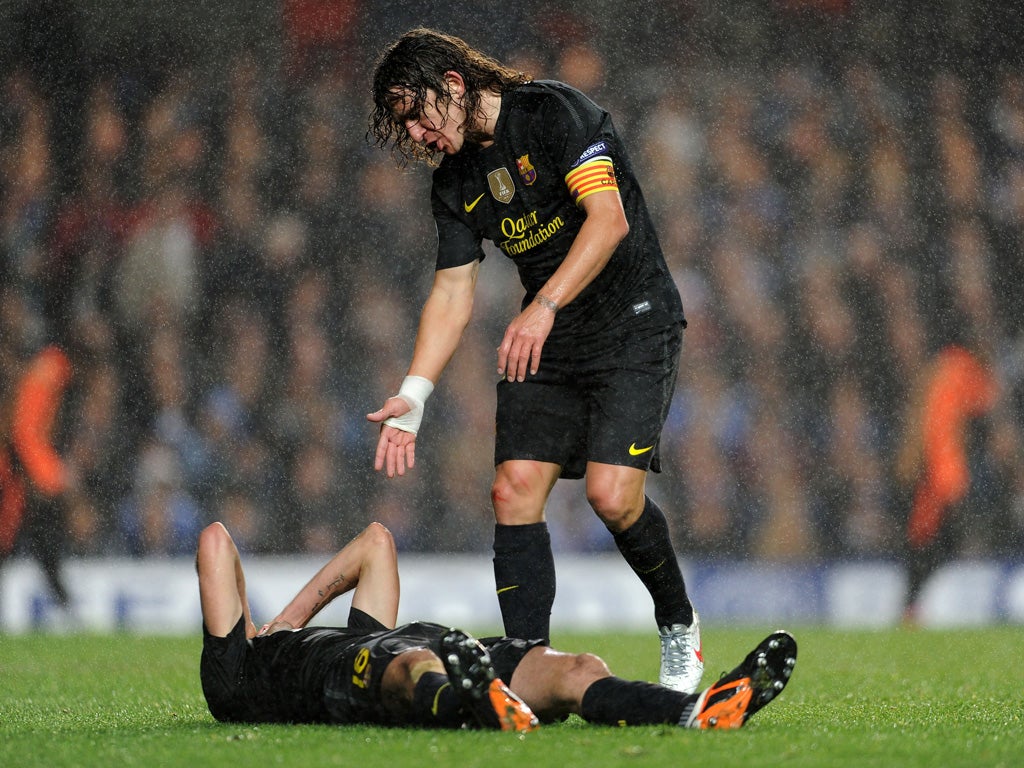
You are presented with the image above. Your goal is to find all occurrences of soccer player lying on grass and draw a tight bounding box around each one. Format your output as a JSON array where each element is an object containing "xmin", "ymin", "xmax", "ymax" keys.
[{"xmin": 197, "ymin": 521, "xmax": 796, "ymax": 731}]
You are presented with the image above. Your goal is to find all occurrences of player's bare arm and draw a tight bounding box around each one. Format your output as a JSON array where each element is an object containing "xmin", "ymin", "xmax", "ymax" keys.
[
  {"xmin": 497, "ymin": 190, "xmax": 628, "ymax": 382},
  {"xmin": 367, "ymin": 261, "xmax": 478, "ymax": 477},
  {"xmin": 259, "ymin": 522, "xmax": 400, "ymax": 634},
  {"xmin": 196, "ymin": 522, "xmax": 258, "ymax": 639}
]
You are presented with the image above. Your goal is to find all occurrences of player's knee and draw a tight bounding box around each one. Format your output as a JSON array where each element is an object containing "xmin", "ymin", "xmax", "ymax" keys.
[
  {"xmin": 491, "ymin": 470, "xmax": 522, "ymax": 507},
  {"xmin": 491, "ymin": 483, "xmax": 512, "ymax": 521},
  {"xmin": 586, "ymin": 477, "xmax": 644, "ymax": 530},
  {"xmin": 586, "ymin": 491, "xmax": 633, "ymax": 529},
  {"xmin": 363, "ymin": 521, "xmax": 396, "ymax": 554},
  {"xmin": 572, "ymin": 652, "xmax": 611, "ymax": 681},
  {"xmin": 557, "ymin": 652, "xmax": 611, "ymax": 703},
  {"xmin": 491, "ymin": 466, "xmax": 545, "ymax": 523}
]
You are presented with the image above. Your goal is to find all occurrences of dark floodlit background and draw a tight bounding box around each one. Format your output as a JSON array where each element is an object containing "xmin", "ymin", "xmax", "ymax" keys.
[{"xmin": 2, "ymin": 0, "xmax": 1023, "ymax": 565}]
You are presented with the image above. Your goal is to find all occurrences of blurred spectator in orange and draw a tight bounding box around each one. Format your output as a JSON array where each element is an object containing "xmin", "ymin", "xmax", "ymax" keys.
[
  {"xmin": 0, "ymin": 343, "xmax": 80, "ymax": 606},
  {"xmin": 898, "ymin": 342, "xmax": 999, "ymax": 616}
]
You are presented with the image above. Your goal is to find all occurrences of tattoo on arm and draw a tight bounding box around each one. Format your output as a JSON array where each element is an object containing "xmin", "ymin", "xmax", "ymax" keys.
[{"xmin": 311, "ymin": 573, "xmax": 349, "ymax": 613}]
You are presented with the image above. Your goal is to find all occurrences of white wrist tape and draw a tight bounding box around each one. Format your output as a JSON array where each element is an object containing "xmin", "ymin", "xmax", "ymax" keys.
[{"xmin": 383, "ymin": 375, "xmax": 434, "ymax": 435}]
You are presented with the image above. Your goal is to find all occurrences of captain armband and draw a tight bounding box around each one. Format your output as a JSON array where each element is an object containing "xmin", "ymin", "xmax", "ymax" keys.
[
  {"xmin": 565, "ymin": 156, "xmax": 618, "ymax": 205},
  {"xmin": 384, "ymin": 375, "xmax": 435, "ymax": 435}
]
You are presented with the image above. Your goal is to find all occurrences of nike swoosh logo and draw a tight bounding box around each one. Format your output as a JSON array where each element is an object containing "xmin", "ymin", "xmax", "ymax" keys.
[
  {"xmin": 636, "ymin": 558, "xmax": 665, "ymax": 575},
  {"xmin": 463, "ymin": 193, "xmax": 486, "ymax": 213},
  {"xmin": 628, "ymin": 443, "xmax": 654, "ymax": 456},
  {"xmin": 496, "ymin": 585, "xmax": 519, "ymax": 595},
  {"xmin": 431, "ymin": 682, "xmax": 451, "ymax": 715}
]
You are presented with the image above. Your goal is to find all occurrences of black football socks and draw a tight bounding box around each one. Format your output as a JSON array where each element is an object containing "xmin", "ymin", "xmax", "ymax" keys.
[
  {"xmin": 581, "ymin": 675, "xmax": 691, "ymax": 725},
  {"xmin": 493, "ymin": 522, "xmax": 556, "ymax": 643},
  {"xmin": 411, "ymin": 671, "xmax": 464, "ymax": 728},
  {"xmin": 612, "ymin": 496, "xmax": 694, "ymax": 628}
]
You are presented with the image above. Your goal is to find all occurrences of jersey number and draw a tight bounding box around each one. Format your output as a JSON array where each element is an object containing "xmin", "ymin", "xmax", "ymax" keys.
[{"xmin": 352, "ymin": 647, "xmax": 370, "ymax": 688}]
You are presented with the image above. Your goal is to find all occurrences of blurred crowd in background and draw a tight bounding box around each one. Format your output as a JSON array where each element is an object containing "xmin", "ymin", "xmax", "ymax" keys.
[{"xmin": 2, "ymin": 0, "xmax": 1023, "ymax": 562}]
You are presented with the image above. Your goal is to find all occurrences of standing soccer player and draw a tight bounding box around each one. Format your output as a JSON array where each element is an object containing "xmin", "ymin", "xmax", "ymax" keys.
[{"xmin": 366, "ymin": 28, "xmax": 701, "ymax": 692}]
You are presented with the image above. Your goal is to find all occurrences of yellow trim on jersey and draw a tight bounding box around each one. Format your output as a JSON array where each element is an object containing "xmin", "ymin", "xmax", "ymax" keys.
[{"xmin": 565, "ymin": 157, "xmax": 618, "ymax": 205}]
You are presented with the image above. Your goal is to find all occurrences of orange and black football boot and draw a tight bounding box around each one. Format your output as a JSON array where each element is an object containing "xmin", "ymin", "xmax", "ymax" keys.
[{"xmin": 686, "ymin": 630, "xmax": 797, "ymax": 729}]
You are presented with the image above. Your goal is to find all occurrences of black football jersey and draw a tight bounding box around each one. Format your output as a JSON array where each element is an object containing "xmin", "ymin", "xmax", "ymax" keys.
[
  {"xmin": 431, "ymin": 80, "xmax": 685, "ymax": 344},
  {"xmin": 240, "ymin": 626, "xmax": 370, "ymax": 723},
  {"xmin": 220, "ymin": 621, "xmax": 452, "ymax": 724}
]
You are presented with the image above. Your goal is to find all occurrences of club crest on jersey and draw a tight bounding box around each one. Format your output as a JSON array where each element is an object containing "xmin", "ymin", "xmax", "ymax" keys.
[
  {"xmin": 488, "ymin": 167, "xmax": 516, "ymax": 204},
  {"xmin": 516, "ymin": 154, "xmax": 537, "ymax": 185}
]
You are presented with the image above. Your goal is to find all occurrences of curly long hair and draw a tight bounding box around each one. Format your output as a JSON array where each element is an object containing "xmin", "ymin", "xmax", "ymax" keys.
[{"xmin": 368, "ymin": 28, "xmax": 530, "ymax": 164}]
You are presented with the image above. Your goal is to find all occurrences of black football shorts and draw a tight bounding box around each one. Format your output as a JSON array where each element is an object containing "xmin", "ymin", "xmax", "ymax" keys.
[{"xmin": 495, "ymin": 321, "xmax": 684, "ymax": 479}]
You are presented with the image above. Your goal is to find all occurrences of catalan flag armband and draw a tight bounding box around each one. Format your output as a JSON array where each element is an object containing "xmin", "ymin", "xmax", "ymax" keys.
[{"xmin": 565, "ymin": 157, "xmax": 618, "ymax": 204}]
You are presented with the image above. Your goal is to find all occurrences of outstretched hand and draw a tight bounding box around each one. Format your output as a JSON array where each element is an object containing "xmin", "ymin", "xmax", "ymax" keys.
[{"xmin": 367, "ymin": 396, "xmax": 419, "ymax": 477}]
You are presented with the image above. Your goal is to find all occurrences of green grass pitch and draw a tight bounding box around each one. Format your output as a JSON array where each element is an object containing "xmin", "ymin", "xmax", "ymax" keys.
[{"xmin": 2, "ymin": 625, "xmax": 1021, "ymax": 767}]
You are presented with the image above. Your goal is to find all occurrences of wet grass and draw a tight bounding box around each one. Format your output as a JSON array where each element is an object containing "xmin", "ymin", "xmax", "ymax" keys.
[{"xmin": 2, "ymin": 625, "xmax": 1021, "ymax": 767}]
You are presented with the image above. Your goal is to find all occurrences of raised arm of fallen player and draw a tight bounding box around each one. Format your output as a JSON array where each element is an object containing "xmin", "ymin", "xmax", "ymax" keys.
[{"xmin": 257, "ymin": 522, "xmax": 400, "ymax": 635}]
